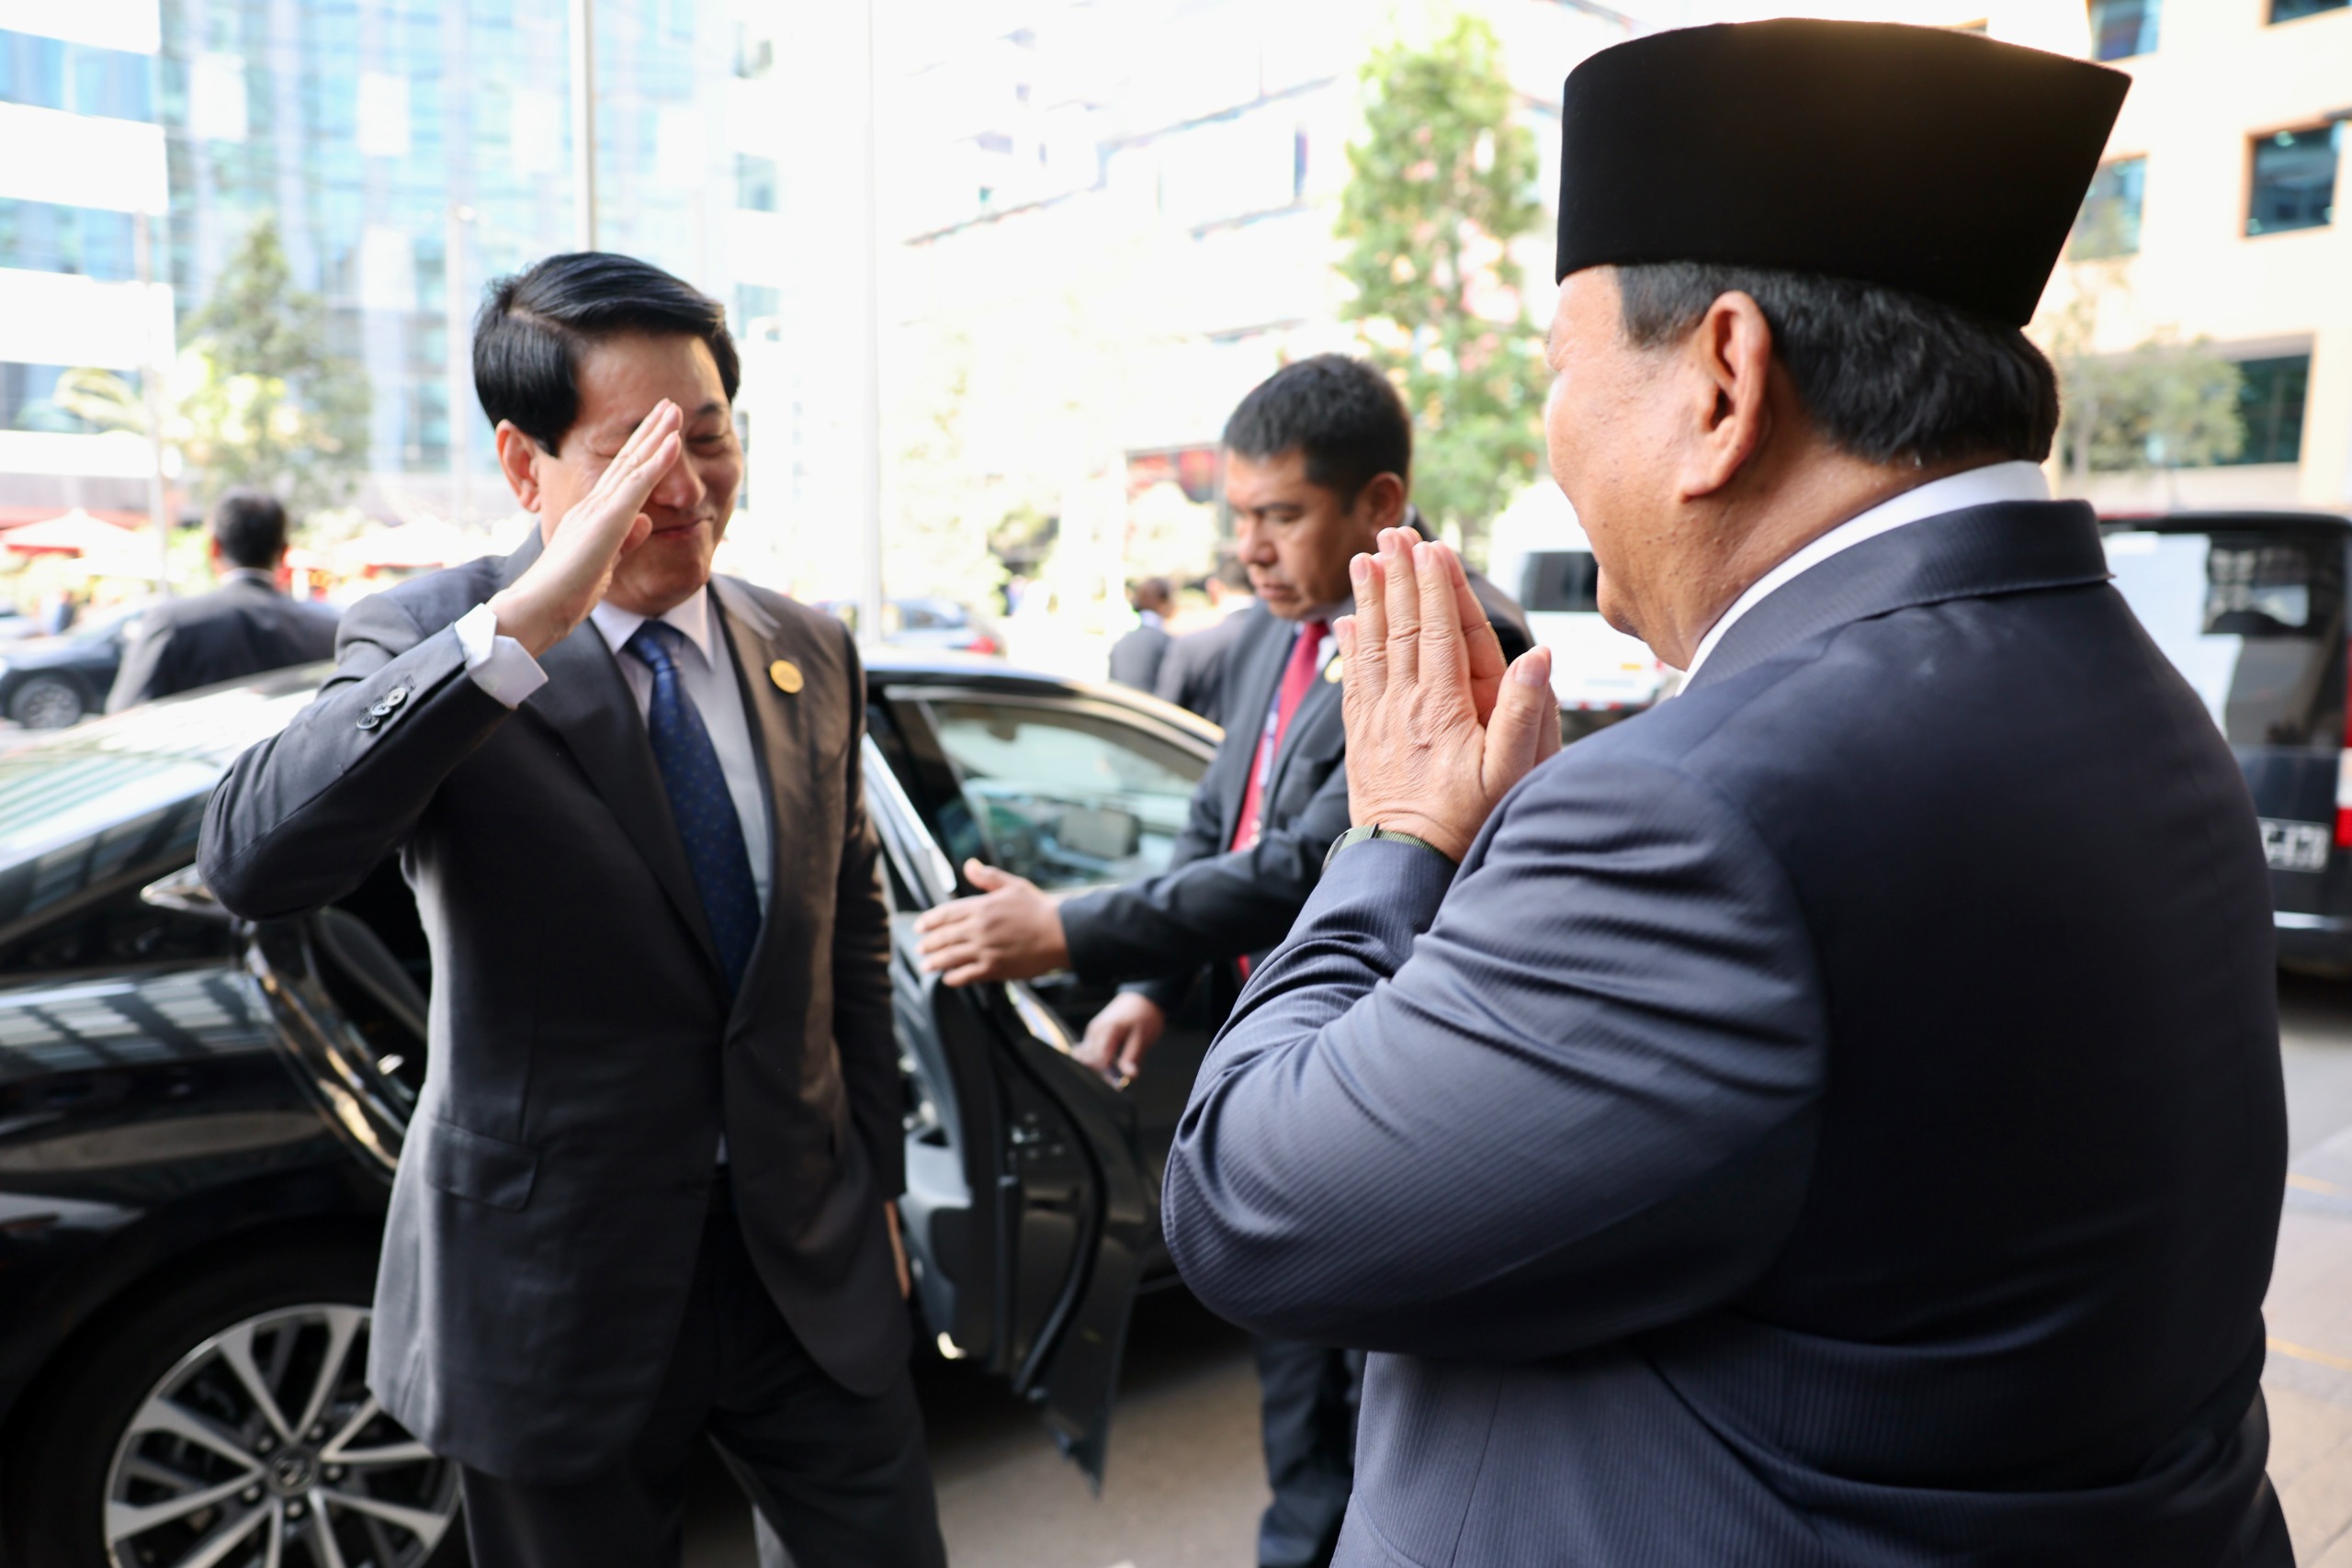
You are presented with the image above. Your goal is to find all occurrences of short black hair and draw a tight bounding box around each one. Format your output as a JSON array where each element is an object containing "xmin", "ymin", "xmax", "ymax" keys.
[
  {"xmin": 210, "ymin": 489, "xmax": 288, "ymax": 570},
  {"xmin": 1615, "ymin": 263, "xmax": 2059, "ymax": 466},
  {"xmin": 473, "ymin": 252, "xmax": 740, "ymax": 457},
  {"xmin": 1222, "ymin": 355, "xmax": 1412, "ymax": 506}
]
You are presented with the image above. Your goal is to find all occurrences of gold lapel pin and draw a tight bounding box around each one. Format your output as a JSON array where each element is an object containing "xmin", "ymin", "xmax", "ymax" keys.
[
  {"xmin": 1324, "ymin": 655, "xmax": 1345, "ymax": 684},
  {"xmin": 768, "ymin": 659, "xmax": 804, "ymax": 694}
]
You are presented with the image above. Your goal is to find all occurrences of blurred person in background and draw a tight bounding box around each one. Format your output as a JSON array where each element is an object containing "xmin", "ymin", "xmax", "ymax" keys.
[
  {"xmin": 107, "ymin": 489, "xmax": 341, "ymax": 712},
  {"xmin": 198, "ymin": 253, "xmax": 940, "ymax": 1568},
  {"xmin": 914, "ymin": 354, "xmax": 1529, "ymax": 1568},
  {"xmin": 1162, "ymin": 23, "xmax": 2289, "ymax": 1568},
  {"xmin": 1108, "ymin": 575, "xmax": 1174, "ymax": 690},
  {"xmin": 1156, "ymin": 553, "xmax": 1256, "ymax": 723}
]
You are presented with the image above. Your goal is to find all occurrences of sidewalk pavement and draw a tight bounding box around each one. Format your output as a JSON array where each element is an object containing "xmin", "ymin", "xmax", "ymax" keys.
[{"xmin": 2267, "ymin": 1121, "xmax": 2352, "ymax": 1565}]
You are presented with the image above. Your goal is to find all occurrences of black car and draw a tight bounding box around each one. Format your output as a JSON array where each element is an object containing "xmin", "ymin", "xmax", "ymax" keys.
[
  {"xmin": 0, "ymin": 606, "xmax": 141, "ymax": 728},
  {"xmin": 0, "ymin": 652, "xmax": 1223, "ymax": 1568},
  {"xmin": 2102, "ymin": 511, "xmax": 2352, "ymax": 974}
]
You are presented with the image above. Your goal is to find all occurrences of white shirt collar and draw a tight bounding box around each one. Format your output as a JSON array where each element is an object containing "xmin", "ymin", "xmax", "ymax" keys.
[
  {"xmin": 1680, "ymin": 460, "xmax": 2050, "ymax": 681},
  {"xmin": 589, "ymin": 585, "xmax": 717, "ymax": 667}
]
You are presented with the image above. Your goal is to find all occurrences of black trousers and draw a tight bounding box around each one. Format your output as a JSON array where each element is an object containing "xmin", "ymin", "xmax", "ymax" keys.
[
  {"xmin": 459, "ymin": 1202, "xmax": 944, "ymax": 1568},
  {"xmin": 1254, "ymin": 1337, "xmax": 1363, "ymax": 1568}
]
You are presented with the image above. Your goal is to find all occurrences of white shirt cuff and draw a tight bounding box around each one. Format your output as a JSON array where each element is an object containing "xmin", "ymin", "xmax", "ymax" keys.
[{"xmin": 453, "ymin": 603, "xmax": 548, "ymax": 708}]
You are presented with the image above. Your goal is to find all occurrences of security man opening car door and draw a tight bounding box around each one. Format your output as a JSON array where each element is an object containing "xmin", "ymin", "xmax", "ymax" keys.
[
  {"xmin": 913, "ymin": 354, "xmax": 1531, "ymax": 1568},
  {"xmin": 200, "ymin": 254, "xmax": 944, "ymax": 1568},
  {"xmin": 1163, "ymin": 22, "xmax": 2290, "ymax": 1568}
]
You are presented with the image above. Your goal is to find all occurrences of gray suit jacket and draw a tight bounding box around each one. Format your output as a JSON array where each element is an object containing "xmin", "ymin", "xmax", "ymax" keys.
[
  {"xmin": 198, "ymin": 537, "xmax": 905, "ymax": 1483},
  {"xmin": 1166, "ymin": 502, "xmax": 2290, "ymax": 1565},
  {"xmin": 107, "ymin": 574, "xmax": 340, "ymax": 712},
  {"xmin": 1107, "ymin": 620, "xmax": 1172, "ymax": 691}
]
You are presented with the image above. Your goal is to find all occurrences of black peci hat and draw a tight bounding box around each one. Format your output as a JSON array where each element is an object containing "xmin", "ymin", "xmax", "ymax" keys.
[{"xmin": 1554, "ymin": 20, "xmax": 2130, "ymax": 326}]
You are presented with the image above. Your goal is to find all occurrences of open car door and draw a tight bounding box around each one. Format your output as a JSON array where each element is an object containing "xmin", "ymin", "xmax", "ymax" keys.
[{"xmin": 869, "ymin": 749, "xmax": 1152, "ymax": 1485}]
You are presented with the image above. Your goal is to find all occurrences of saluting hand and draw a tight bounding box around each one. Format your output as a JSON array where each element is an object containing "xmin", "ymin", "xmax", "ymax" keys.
[
  {"xmin": 1335, "ymin": 529, "xmax": 1559, "ymax": 863},
  {"xmin": 911, "ymin": 862, "xmax": 1072, "ymax": 986},
  {"xmin": 487, "ymin": 400, "xmax": 684, "ymax": 657}
]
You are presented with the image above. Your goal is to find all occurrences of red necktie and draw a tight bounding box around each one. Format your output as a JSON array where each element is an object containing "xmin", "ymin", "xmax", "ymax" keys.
[{"xmin": 1230, "ymin": 620, "xmax": 1329, "ymax": 855}]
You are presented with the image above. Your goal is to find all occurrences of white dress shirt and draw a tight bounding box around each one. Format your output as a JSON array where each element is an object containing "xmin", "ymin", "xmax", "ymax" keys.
[
  {"xmin": 453, "ymin": 589, "xmax": 773, "ymax": 913},
  {"xmin": 1679, "ymin": 460, "xmax": 2052, "ymax": 682}
]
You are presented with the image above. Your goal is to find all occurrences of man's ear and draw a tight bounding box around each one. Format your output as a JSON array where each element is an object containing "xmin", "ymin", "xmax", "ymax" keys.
[
  {"xmin": 1355, "ymin": 471, "xmax": 1408, "ymax": 532},
  {"xmin": 1675, "ymin": 291, "xmax": 1774, "ymax": 502},
  {"xmin": 493, "ymin": 421, "xmax": 546, "ymax": 514}
]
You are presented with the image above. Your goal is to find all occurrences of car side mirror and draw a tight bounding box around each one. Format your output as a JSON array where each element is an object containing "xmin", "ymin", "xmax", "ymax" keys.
[{"xmin": 141, "ymin": 863, "xmax": 233, "ymax": 923}]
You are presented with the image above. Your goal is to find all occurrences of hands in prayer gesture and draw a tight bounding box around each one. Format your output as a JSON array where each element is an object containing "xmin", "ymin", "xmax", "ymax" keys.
[{"xmin": 1335, "ymin": 528, "xmax": 1559, "ymax": 864}]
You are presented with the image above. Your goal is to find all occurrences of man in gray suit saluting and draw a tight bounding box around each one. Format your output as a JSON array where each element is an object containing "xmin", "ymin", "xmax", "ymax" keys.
[
  {"xmin": 199, "ymin": 254, "xmax": 942, "ymax": 1568},
  {"xmin": 1167, "ymin": 22, "xmax": 2290, "ymax": 1568}
]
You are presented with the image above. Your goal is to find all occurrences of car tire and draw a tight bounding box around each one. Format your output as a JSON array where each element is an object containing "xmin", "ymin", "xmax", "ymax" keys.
[
  {"xmin": 8, "ymin": 674, "xmax": 87, "ymax": 728},
  {"xmin": 2, "ymin": 1240, "xmax": 468, "ymax": 1568}
]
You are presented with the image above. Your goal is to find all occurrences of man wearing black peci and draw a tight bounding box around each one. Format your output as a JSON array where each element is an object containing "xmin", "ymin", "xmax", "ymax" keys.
[
  {"xmin": 1164, "ymin": 22, "xmax": 2290, "ymax": 1567},
  {"xmin": 914, "ymin": 354, "xmax": 1529, "ymax": 1568},
  {"xmin": 200, "ymin": 254, "xmax": 941, "ymax": 1568}
]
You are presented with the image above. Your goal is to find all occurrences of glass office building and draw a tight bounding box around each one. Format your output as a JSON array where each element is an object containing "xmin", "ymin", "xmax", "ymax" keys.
[{"xmin": 1, "ymin": 0, "xmax": 789, "ymax": 518}]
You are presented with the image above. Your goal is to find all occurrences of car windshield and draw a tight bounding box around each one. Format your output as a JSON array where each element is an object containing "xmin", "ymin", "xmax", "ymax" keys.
[
  {"xmin": 2104, "ymin": 528, "xmax": 2346, "ymax": 749},
  {"xmin": 0, "ymin": 687, "xmax": 318, "ymax": 932}
]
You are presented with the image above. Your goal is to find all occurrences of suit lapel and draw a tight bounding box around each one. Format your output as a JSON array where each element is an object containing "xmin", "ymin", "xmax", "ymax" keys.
[
  {"xmin": 712, "ymin": 577, "xmax": 820, "ymax": 1029},
  {"xmin": 1217, "ymin": 610, "xmax": 1294, "ymax": 849},
  {"xmin": 524, "ymin": 625, "xmax": 725, "ymax": 978}
]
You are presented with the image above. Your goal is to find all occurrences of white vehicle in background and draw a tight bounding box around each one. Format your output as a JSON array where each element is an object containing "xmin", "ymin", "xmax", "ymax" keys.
[{"xmin": 1486, "ymin": 482, "xmax": 1678, "ymax": 732}]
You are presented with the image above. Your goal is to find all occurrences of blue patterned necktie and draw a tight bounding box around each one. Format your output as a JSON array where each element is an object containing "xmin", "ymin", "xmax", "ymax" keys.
[{"xmin": 624, "ymin": 621, "xmax": 762, "ymax": 993}]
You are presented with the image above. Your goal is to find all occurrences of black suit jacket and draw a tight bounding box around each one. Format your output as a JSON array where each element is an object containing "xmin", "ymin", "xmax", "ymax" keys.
[
  {"xmin": 1152, "ymin": 608, "xmax": 1252, "ymax": 724},
  {"xmin": 1061, "ymin": 564, "xmax": 1529, "ymax": 1015},
  {"xmin": 1107, "ymin": 620, "xmax": 1171, "ymax": 691},
  {"xmin": 1166, "ymin": 501, "xmax": 2290, "ymax": 1565},
  {"xmin": 107, "ymin": 574, "xmax": 340, "ymax": 711},
  {"xmin": 198, "ymin": 538, "xmax": 904, "ymax": 1483}
]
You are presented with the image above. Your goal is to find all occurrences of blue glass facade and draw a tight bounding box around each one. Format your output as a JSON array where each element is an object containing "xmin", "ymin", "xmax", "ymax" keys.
[{"xmin": 154, "ymin": 0, "xmax": 741, "ymax": 479}]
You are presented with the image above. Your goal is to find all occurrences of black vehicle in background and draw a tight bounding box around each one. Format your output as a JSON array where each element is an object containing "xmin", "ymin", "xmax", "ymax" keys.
[
  {"xmin": 0, "ymin": 654, "xmax": 1221, "ymax": 1568},
  {"xmin": 2102, "ymin": 511, "xmax": 2352, "ymax": 974},
  {"xmin": 0, "ymin": 606, "xmax": 141, "ymax": 728}
]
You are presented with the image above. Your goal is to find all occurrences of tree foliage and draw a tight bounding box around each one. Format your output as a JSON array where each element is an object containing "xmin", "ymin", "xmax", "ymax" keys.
[
  {"xmin": 1335, "ymin": 14, "xmax": 1549, "ymax": 561},
  {"xmin": 2044, "ymin": 210, "xmax": 2243, "ymax": 480},
  {"xmin": 60, "ymin": 217, "xmax": 370, "ymax": 517}
]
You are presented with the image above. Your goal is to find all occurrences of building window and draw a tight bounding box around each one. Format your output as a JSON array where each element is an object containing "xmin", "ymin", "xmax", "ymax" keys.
[
  {"xmin": 734, "ymin": 284, "xmax": 780, "ymax": 331},
  {"xmin": 2247, "ymin": 125, "xmax": 2340, "ymax": 235},
  {"xmin": 2071, "ymin": 156, "xmax": 2145, "ymax": 258},
  {"xmin": 0, "ymin": 28, "xmax": 153, "ymax": 121},
  {"xmin": 2271, "ymin": 0, "xmax": 2347, "ymax": 22},
  {"xmin": 2088, "ymin": 0, "xmax": 2160, "ymax": 59},
  {"xmin": 0, "ymin": 364, "xmax": 102, "ymax": 434},
  {"xmin": 2222, "ymin": 355, "xmax": 2312, "ymax": 466},
  {"xmin": 0, "ymin": 199, "xmax": 138, "ymax": 281},
  {"xmin": 735, "ymin": 153, "xmax": 779, "ymax": 213}
]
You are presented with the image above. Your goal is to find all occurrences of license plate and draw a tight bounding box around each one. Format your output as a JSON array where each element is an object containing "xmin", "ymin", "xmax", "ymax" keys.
[{"xmin": 2262, "ymin": 818, "xmax": 2332, "ymax": 873}]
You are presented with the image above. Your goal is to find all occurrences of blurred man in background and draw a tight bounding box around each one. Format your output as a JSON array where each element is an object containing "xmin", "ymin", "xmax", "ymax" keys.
[
  {"xmin": 1108, "ymin": 576, "xmax": 1174, "ymax": 690},
  {"xmin": 107, "ymin": 489, "xmax": 340, "ymax": 712},
  {"xmin": 914, "ymin": 354, "xmax": 1529, "ymax": 1568},
  {"xmin": 1156, "ymin": 554, "xmax": 1256, "ymax": 723}
]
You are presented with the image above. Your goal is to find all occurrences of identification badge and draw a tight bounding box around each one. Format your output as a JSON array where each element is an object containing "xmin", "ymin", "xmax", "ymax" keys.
[
  {"xmin": 769, "ymin": 659, "xmax": 804, "ymax": 694},
  {"xmin": 1324, "ymin": 655, "xmax": 1345, "ymax": 684}
]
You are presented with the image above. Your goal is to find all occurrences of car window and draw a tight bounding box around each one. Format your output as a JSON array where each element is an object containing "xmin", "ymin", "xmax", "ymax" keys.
[
  {"xmin": 1520, "ymin": 550, "xmax": 1600, "ymax": 614},
  {"xmin": 2105, "ymin": 529, "xmax": 2346, "ymax": 748},
  {"xmin": 922, "ymin": 699, "xmax": 1204, "ymax": 890}
]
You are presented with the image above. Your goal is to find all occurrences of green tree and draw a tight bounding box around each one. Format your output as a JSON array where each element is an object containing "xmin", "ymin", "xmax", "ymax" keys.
[
  {"xmin": 60, "ymin": 216, "xmax": 370, "ymax": 517},
  {"xmin": 2044, "ymin": 212, "xmax": 2243, "ymax": 483},
  {"xmin": 1335, "ymin": 14, "xmax": 1549, "ymax": 562}
]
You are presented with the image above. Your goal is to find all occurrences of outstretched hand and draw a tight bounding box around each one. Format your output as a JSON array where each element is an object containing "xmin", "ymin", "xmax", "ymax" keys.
[
  {"xmin": 488, "ymin": 399, "xmax": 683, "ymax": 656},
  {"xmin": 911, "ymin": 861, "xmax": 1072, "ymax": 987},
  {"xmin": 1335, "ymin": 529, "xmax": 1559, "ymax": 863}
]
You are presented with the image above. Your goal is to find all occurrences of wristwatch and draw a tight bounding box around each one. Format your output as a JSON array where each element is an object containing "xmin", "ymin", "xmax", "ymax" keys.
[{"xmin": 1325, "ymin": 823, "xmax": 1458, "ymax": 871}]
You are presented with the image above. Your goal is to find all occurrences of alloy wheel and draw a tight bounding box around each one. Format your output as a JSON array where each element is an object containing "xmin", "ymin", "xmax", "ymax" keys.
[
  {"xmin": 103, "ymin": 1303, "xmax": 458, "ymax": 1568},
  {"xmin": 15, "ymin": 679, "xmax": 84, "ymax": 728}
]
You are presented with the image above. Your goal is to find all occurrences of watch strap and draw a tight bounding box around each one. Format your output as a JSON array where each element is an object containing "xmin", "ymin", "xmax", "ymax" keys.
[{"xmin": 1325, "ymin": 823, "xmax": 1457, "ymax": 871}]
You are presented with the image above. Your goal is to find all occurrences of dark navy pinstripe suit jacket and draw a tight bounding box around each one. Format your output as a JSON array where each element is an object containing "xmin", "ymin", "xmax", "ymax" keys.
[{"xmin": 1166, "ymin": 501, "xmax": 2291, "ymax": 1566}]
